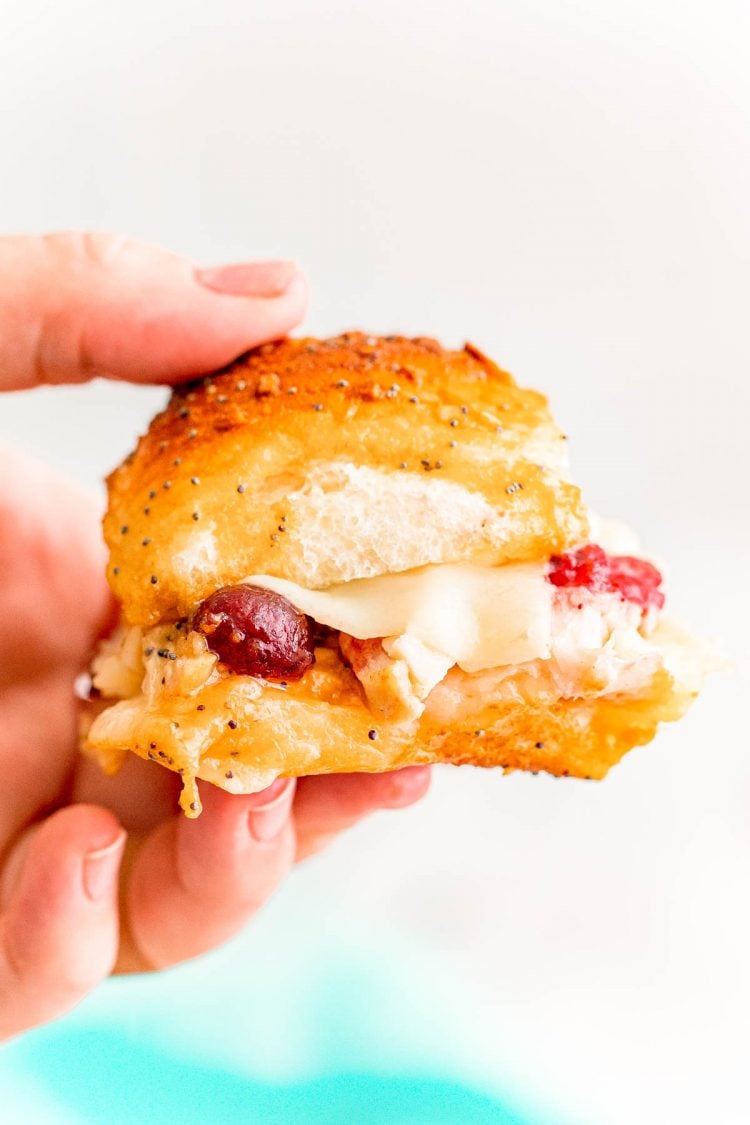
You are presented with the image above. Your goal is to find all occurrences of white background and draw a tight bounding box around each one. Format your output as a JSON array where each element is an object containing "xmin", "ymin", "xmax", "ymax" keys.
[{"xmin": 1, "ymin": 2, "xmax": 748, "ymax": 1122}]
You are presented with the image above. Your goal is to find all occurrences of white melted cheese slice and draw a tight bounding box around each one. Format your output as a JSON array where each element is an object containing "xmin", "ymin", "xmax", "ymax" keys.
[{"xmin": 243, "ymin": 562, "xmax": 553, "ymax": 674}]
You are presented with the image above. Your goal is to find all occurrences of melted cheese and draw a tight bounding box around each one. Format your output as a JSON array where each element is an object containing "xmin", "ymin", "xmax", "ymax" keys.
[{"xmin": 244, "ymin": 562, "xmax": 553, "ymax": 673}]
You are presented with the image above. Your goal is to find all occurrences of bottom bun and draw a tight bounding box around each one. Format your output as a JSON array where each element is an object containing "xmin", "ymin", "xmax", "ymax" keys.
[{"xmin": 83, "ymin": 627, "xmax": 699, "ymax": 816}]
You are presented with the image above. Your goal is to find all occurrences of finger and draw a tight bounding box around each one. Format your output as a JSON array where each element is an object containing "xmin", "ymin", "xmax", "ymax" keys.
[
  {"xmin": 0, "ymin": 805, "xmax": 124, "ymax": 1042},
  {"xmin": 72, "ymin": 752, "xmax": 182, "ymax": 837},
  {"xmin": 293, "ymin": 767, "xmax": 432, "ymax": 861},
  {"xmin": 120, "ymin": 778, "xmax": 295, "ymax": 971},
  {"xmin": 0, "ymin": 232, "xmax": 308, "ymax": 390},
  {"xmin": 0, "ymin": 446, "xmax": 110, "ymax": 683}
]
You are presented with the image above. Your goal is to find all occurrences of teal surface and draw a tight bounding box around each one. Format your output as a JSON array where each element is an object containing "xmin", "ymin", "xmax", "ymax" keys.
[
  {"xmin": 4, "ymin": 1025, "xmax": 539, "ymax": 1124},
  {"xmin": 0, "ymin": 891, "xmax": 570, "ymax": 1125}
]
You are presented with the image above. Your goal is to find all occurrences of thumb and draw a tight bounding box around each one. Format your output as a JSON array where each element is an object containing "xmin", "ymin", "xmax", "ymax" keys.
[
  {"xmin": 0, "ymin": 804, "xmax": 125, "ymax": 1042},
  {"xmin": 0, "ymin": 232, "xmax": 308, "ymax": 390}
]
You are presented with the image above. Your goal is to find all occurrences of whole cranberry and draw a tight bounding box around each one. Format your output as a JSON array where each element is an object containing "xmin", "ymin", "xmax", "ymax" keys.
[{"xmin": 192, "ymin": 584, "xmax": 315, "ymax": 680}]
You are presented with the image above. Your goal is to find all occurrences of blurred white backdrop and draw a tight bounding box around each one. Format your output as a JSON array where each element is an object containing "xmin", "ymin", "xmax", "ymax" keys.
[{"xmin": 0, "ymin": 1, "xmax": 748, "ymax": 1123}]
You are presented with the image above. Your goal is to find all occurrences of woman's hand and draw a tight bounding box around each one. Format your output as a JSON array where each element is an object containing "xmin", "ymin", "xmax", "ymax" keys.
[{"xmin": 0, "ymin": 233, "xmax": 431, "ymax": 1042}]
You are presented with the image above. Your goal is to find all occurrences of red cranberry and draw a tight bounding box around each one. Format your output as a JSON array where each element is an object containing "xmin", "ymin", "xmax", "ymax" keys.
[
  {"xmin": 547, "ymin": 544, "xmax": 610, "ymax": 592},
  {"xmin": 192, "ymin": 585, "xmax": 315, "ymax": 680},
  {"xmin": 548, "ymin": 545, "xmax": 665, "ymax": 611},
  {"xmin": 606, "ymin": 555, "xmax": 665, "ymax": 610}
]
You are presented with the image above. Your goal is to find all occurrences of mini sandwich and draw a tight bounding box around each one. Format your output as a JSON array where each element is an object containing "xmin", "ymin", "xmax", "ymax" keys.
[{"xmin": 84, "ymin": 333, "xmax": 705, "ymax": 815}]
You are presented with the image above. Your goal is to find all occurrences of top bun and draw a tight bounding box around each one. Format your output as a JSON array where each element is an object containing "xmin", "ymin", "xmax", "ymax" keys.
[{"xmin": 105, "ymin": 333, "xmax": 588, "ymax": 627}]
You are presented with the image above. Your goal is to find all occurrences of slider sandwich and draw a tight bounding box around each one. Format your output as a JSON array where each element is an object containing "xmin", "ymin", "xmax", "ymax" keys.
[{"xmin": 84, "ymin": 334, "xmax": 705, "ymax": 815}]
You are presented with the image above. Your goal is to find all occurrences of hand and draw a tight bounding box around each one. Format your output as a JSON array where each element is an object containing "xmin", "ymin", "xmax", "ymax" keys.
[{"xmin": 0, "ymin": 233, "xmax": 431, "ymax": 1042}]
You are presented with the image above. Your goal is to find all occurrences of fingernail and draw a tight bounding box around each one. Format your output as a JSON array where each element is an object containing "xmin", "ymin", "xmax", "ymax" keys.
[
  {"xmin": 194, "ymin": 260, "xmax": 298, "ymax": 298},
  {"xmin": 248, "ymin": 778, "xmax": 296, "ymax": 843},
  {"xmin": 83, "ymin": 829, "xmax": 126, "ymax": 901}
]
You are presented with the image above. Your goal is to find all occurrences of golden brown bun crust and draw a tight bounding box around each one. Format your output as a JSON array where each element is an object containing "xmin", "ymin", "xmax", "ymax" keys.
[{"xmin": 105, "ymin": 333, "xmax": 588, "ymax": 627}]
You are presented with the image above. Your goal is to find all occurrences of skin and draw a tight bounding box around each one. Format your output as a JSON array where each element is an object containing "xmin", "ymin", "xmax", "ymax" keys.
[{"xmin": 0, "ymin": 233, "xmax": 431, "ymax": 1042}]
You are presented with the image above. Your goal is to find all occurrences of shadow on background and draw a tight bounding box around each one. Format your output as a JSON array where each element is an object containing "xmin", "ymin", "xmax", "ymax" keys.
[{"xmin": 3, "ymin": 1025, "xmax": 545, "ymax": 1124}]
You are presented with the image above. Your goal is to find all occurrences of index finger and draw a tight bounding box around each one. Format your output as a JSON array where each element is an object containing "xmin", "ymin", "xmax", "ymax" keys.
[{"xmin": 0, "ymin": 232, "xmax": 308, "ymax": 390}]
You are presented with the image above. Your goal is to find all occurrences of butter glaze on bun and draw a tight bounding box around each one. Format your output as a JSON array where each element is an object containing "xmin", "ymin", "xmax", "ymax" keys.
[
  {"xmin": 104, "ymin": 334, "xmax": 587, "ymax": 627},
  {"xmin": 85, "ymin": 333, "xmax": 704, "ymax": 815}
]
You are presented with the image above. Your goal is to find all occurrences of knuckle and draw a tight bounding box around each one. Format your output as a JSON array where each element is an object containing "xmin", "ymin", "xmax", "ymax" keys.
[
  {"xmin": 295, "ymin": 829, "xmax": 338, "ymax": 863},
  {"xmin": 59, "ymin": 945, "xmax": 115, "ymax": 996},
  {"xmin": 2, "ymin": 925, "xmax": 95, "ymax": 1005},
  {"xmin": 78, "ymin": 230, "xmax": 128, "ymax": 268},
  {"xmin": 42, "ymin": 230, "xmax": 128, "ymax": 271},
  {"xmin": 33, "ymin": 234, "xmax": 122, "ymax": 381}
]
